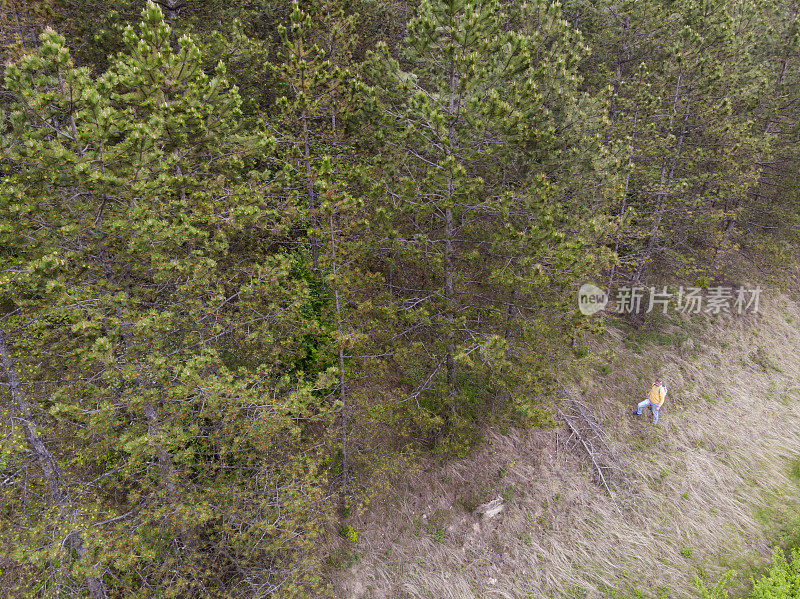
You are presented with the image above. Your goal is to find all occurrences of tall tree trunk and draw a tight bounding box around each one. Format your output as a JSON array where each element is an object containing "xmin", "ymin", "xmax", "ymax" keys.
[
  {"xmin": 0, "ymin": 327, "xmax": 108, "ymax": 599},
  {"xmin": 329, "ymin": 214, "xmax": 349, "ymax": 500},
  {"xmin": 764, "ymin": 57, "xmax": 788, "ymax": 136},
  {"xmin": 144, "ymin": 403, "xmax": 177, "ymax": 493},
  {"xmin": 325, "ymin": 0, "xmax": 338, "ymax": 135},
  {"xmin": 321, "ymin": 16, "xmax": 349, "ymax": 502},
  {"xmin": 302, "ymin": 110, "xmax": 320, "ymax": 272},
  {"xmin": 608, "ymin": 108, "xmax": 638, "ymax": 291},
  {"xmin": 444, "ymin": 48, "xmax": 457, "ymax": 397},
  {"xmin": 635, "ymin": 73, "xmax": 690, "ymax": 284}
]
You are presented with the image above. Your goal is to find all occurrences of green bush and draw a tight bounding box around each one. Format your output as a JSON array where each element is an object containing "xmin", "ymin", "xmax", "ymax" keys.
[
  {"xmin": 339, "ymin": 525, "xmax": 358, "ymax": 543},
  {"xmin": 695, "ymin": 550, "xmax": 800, "ymax": 598},
  {"xmin": 749, "ymin": 549, "xmax": 800, "ymax": 598}
]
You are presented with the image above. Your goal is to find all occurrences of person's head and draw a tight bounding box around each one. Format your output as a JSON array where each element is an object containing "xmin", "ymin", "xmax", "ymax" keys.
[{"xmin": 655, "ymin": 378, "xmax": 662, "ymax": 386}]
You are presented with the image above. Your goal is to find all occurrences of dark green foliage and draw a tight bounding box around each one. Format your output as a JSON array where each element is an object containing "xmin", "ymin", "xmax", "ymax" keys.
[
  {"xmin": 363, "ymin": 0, "xmax": 614, "ymax": 447},
  {"xmin": 0, "ymin": 6, "xmax": 334, "ymax": 596}
]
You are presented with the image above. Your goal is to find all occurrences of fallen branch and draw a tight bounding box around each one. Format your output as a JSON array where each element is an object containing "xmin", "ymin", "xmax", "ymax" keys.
[
  {"xmin": 560, "ymin": 412, "xmax": 614, "ymax": 498},
  {"xmin": 556, "ymin": 384, "xmax": 625, "ymax": 509}
]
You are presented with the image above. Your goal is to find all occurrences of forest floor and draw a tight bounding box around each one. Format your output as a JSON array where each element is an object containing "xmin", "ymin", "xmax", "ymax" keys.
[{"xmin": 336, "ymin": 289, "xmax": 800, "ymax": 599}]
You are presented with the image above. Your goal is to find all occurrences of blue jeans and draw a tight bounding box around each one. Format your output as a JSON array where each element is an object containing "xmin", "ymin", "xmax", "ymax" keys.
[{"xmin": 637, "ymin": 398, "xmax": 660, "ymax": 424}]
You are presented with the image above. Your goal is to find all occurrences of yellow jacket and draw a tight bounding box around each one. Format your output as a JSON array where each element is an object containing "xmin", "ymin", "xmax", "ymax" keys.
[{"xmin": 648, "ymin": 384, "xmax": 667, "ymax": 408}]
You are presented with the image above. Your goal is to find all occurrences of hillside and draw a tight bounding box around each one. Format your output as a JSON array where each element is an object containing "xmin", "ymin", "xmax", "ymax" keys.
[
  {"xmin": 338, "ymin": 290, "xmax": 800, "ymax": 598},
  {"xmin": 5, "ymin": 1, "xmax": 800, "ymax": 597}
]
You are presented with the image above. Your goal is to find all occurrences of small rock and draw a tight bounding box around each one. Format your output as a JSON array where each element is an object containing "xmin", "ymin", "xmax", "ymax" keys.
[{"xmin": 474, "ymin": 496, "xmax": 505, "ymax": 519}]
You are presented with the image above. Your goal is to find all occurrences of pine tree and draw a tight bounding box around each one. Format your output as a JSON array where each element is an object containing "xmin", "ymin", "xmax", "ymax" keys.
[
  {"xmin": 741, "ymin": 0, "xmax": 800, "ymax": 270},
  {"xmin": 0, "ymin": 4, "xmax": 334, "ymax": 595},
  {"xmin": 271, "ymin": 0, "xmax": 358, "ymax": 273},
  {"xmin": 366, "ymin": 0, "xmax": 613, "ymax": 440},
  {"xmin": 571, "ymin": 0, "xmax": 771, "ymax": 289}
]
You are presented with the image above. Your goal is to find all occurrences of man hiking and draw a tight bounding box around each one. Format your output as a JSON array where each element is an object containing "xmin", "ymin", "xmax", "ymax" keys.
[{"xmin": 633, "ymin": 378, "xmax": 667, "ymax": 424}]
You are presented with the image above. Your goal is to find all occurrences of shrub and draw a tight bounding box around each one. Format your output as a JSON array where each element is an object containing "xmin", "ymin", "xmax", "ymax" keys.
[
  {"xmin": 339, "ymin": 525, "xmax": 358, "ymax": 543},
  {"xmin": 749, "ymin": 549, "xmax": 800, "ymax": 599},
  {"xmin": 695, "ymin": 549, "xmax": 800, "ymax": 598}
]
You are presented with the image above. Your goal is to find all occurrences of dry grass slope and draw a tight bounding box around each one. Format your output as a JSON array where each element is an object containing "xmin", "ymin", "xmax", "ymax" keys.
[{"xmin": 336, "ymin": 292, "xmax": 800, "ymax": 599}]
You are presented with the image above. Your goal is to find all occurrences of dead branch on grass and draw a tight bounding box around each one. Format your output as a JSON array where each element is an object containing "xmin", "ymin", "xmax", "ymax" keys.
[{"xmin": 556, "ymin": 384, "xmax": 625, "ymax": 502}]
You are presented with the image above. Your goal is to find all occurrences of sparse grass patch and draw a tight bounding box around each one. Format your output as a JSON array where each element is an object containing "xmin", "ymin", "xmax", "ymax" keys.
[
  {"xmin": 693, "ymin": 570, "xmax": 738, "ymax": 599},
  {"xmin": 751, "ymin": 346, "xmax": 782, "ymax": 373},
  {"xmin": 776, "ymin": 513, "xmax": 800, "ymax": 551},
  {"xmin": 789, "ymin": 457, "xmax": 800, "ymax": 484},
  {"xmin": 498, "ymin": 459, "xmax": 515, "ymax": 478},
  {"xmin": 624, "ymin": 337, "xmax": 644, "ymax": 353},
  {"xmin": 326, "ymin": 542, "xmax": 361, "ymax": 571},
  {"xmin": 536, "ymin": 514, "xmax": 551, "ymax": 530},
  {"xmin": 701, "ymin": 390, "xmax": 718, "ymax": 405},
  {"xmin": 426, "ymin": 522, "xmax": 445, "ymax": 543},
  {"xmin": 565, "ymin": 585, "xmax": 589, "ymax": 598},
  {"xmin": 458, "ymin": 484, "xmax": 490, "ymax": 513},
  {"xmin": 637, "ymin": 328, "xmax": 689, "ymax": 348},
  {"xmin": 654, "ymin": 586, "xmax": 671, "ymax": 598},
  {"xmin": 574, "ymin": 346, "xmax": 590, "ymax": 359},
  {"xmin": 601, "ymin": 585, "xmax": 647, "ymax": 598},
  {"xmin": 766, "ymin": 380, "xmax": 777, "ymax": 401}
]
